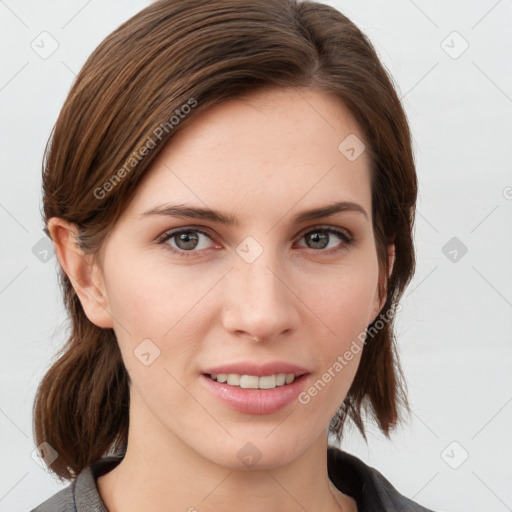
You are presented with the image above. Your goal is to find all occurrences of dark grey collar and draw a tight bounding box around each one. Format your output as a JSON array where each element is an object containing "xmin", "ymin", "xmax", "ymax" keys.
[{"xmin": 327, "ymin": 447, "xmax": 434, "ymax": 511}]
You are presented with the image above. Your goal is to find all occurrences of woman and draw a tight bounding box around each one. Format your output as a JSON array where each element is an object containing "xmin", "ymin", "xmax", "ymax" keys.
[{"xmin": 31, "ymin": 0, "xmax": 434, "ymax": 510}]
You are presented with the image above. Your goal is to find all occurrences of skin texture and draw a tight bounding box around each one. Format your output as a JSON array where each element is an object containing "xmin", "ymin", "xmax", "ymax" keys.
[{"xmin": 49, "ymin": 87, "xmax": 395, "ymax": 512}]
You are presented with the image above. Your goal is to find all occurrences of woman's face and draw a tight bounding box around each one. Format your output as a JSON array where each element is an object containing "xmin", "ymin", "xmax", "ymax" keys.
[{"xmin": 92, "ymin": 87, "xmax": 388, "ymax": 468}]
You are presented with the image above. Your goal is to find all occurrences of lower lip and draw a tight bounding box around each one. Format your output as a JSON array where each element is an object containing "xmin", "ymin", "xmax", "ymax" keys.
[{"xmin": 200, "ymin": 374, "xmax": 309, "ymax": 415}]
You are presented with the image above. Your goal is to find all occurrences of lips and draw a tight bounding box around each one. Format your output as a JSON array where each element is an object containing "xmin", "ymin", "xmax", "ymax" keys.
[{"xmin": 200, "ymin": 361, "xmax": 310, "ymax": 414}]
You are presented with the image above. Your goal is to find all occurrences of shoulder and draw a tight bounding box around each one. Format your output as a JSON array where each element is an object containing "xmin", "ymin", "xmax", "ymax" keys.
[
  {"xmin": 29, "ymin": 480, "xmax": 76, "ymax": 512},
  {"xmin": 327, "ymin": 446, "xmax": 436, "ymax": 512},
  {"xmin": 29, "ymin": 456, "xmax": 122, "ymax": 512}
]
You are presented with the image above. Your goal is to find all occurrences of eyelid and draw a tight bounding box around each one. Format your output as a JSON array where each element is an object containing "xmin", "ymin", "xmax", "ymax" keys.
[
  {"xmin": 294, "ymin": 224, "xmax": 353, "ymax": 241},
  {"xmin": 157, "ymin": 224, "xmax": 353, "ymax": 241},
  {"xmin": 157, "ymin": 224, "xmax": 354, "ymax": 256},
  {"xmin": 156, "ymin": 225, "xmax": 214, "ymax": 242}
]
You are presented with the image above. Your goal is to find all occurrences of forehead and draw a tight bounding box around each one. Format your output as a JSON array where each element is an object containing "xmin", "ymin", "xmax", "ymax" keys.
[{"xmin": 124, "ymin": 87, "xmax": 372, "ymax": 222}]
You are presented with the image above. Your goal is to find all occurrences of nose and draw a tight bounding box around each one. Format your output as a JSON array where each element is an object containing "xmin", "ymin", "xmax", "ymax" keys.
[{"xmin": 221, "ymin": 247, "xmax": 300, "ymax": 343}]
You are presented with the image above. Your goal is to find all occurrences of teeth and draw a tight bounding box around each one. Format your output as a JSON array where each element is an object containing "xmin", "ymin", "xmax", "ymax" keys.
[
  {"xmin": 240, "ymin": 375, "xmax": 260, "ymax": 389},
  {"xmin": 209, "ymin": 373, "xmax": 296, "ymax": 389},
  {"xmin": 227, "ymin": 374, "xmax": 241, "ymax": 386},
  {"xmin": 257, "ymin": 375, "xmax": 276, "ymax": 389}
]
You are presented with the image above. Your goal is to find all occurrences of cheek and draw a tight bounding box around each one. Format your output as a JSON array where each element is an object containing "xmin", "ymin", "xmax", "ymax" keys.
[
  {"xmin": 303, "ymin": 258, "xmax": 380, "ymax": 335},
  {"xmin": 299, "ymin": 257, "xmax": 378, "ymax": 394},
  {"xmin": 104, "ymin": 253, "xmax": 218, "ymax": 334},
  {"xmin": 103, "ymin": 255, "xmax": 228, "ymax": 382}
]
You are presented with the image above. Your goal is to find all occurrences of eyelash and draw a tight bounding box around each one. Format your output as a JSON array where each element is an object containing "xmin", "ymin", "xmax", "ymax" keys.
[{"xmin": 156, "ymin": 225, "xmax": 354, "ymax": 258}]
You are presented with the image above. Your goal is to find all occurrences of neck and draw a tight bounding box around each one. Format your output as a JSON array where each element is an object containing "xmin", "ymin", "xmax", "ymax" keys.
[{"xmin": 97, "ymin": 391, "xmax": 350, "ymax": 512}]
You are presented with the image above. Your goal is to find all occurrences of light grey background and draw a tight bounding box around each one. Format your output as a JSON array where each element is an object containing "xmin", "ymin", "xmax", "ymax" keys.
[{"xmin": 1, "ymin": 1, "xmax": 511, "ymax": 511}]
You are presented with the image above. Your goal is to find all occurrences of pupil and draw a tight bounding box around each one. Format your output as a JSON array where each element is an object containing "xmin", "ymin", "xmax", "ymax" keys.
[
  {"xmin": 308, "ymin": 231, "xmax": 328, "ymax": 249},
  {"xmin": 176, "ymin": 231, "xmax": 198, "ymax": 250}
]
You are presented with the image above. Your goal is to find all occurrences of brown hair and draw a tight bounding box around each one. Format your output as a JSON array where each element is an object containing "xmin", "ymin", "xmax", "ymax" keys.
[{"xmin": 34, "ymin": 0, "xmax": 417, "ymax": 481}]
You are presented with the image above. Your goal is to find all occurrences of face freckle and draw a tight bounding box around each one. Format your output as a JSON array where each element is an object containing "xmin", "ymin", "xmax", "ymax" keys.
[{"xmin": 96, "ymin": 87, "xmax": 385, "ymax": 470}]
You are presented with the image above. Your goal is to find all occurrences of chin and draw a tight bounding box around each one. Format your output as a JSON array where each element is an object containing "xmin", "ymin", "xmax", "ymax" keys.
[{"xmin": 192, "ymin": 428, "xmax": 317, "ymax": 471}]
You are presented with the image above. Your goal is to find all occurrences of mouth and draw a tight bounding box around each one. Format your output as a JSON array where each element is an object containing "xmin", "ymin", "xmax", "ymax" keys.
[{"xmin": 199, "ymin": 363, "xmax": 310, "ymax": 415}]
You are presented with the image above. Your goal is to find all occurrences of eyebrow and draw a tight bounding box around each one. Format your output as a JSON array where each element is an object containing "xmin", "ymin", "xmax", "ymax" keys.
[{"xmin": 140, "ymin": 200, "xmax": 369, "ymax": 225}]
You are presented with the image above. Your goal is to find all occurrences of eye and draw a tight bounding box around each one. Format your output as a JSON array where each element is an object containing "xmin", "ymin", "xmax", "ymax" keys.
[
  {"xmin": 158, "ymin": 228, "xmax": 217, "ymax": 257},
  {"xmin": 157, "ymin": 225, "xmax": 353, "ymax": 258},
  {"xmin": 295, "ymin": 226, "xmax": 353, "ymax": 253}
]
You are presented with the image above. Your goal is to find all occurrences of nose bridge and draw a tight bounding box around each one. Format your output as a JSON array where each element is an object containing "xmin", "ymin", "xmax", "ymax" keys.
[{"xmin": 222, "ymin": 239, "xmax": 298, "ymax": 339}]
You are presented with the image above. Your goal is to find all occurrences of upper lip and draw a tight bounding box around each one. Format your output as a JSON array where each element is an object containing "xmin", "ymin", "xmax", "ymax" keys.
[{"xmin": 202, "ymin": 362, "xmax": 310, "ymax": 377}]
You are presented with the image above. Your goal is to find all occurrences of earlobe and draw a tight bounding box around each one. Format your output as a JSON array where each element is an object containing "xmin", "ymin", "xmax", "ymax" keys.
[
  {"xmin": 387, "ymin": 243, "xmax": 395, "ymax": 279},
  {"xmin": 371, "ymin": 242, "xmax": 396, "ymax": 323},
  {"xmin": 47, "ymin": 217, "xmax": 114, "ymax": 329},
  {"xmin": 380, "ymin": 242, "xmax": 396, "ymax": 309}
]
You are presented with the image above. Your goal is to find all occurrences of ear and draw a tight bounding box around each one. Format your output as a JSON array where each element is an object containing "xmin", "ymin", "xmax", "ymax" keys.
[
  {"xmin": 370, "ymin": 242, "xmax": 396, "ymax": 322},
  {"xmin": 47, "ymin": 217, "xmax": 114, "ymax": 328}
]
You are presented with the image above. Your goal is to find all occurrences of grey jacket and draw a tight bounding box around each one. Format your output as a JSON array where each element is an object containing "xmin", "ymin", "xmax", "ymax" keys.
[{"xmin": 30, "ymin": 447, "xmax": 435, "ymax": 511}]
